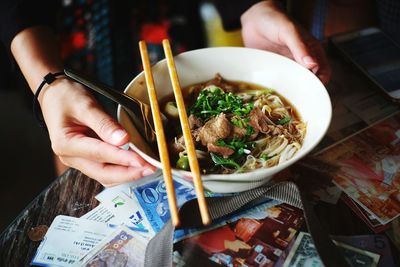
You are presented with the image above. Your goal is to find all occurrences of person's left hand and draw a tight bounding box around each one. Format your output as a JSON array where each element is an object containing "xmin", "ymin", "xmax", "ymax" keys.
[{"xmin": 241, "ymin": 1, "xmax": 331, "ymax": 84}]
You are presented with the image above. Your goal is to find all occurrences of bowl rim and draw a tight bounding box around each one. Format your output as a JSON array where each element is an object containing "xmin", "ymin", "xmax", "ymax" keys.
[{"xmin": 118, "ymin": 46, "xmax": 332, "ymax": 181}]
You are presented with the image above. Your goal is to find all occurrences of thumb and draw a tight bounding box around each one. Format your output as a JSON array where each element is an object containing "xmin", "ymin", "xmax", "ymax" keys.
[
  {"xmin": 281, "ymin": 26, "xmax": 319, "ymax": 72},
  {"xmin": 83, "ymin": 107, "xmax": 130, "ymax": 146}
]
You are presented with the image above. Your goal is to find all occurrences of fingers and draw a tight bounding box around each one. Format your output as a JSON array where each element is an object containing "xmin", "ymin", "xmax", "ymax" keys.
[
  {"xmin": 53, "ymin": 134, "xmax": 150, "ymax": 168},
  {"xmin": 53, "ymin": 130, "xmax": 156, "ymax": 185},
  {"xmin": 61, "ymin": 156, "xmax": 155, "ymax": 186},
  {"xmin": 280, "ymin": 24, "xmax": 319, "ymax": 72},
  {"xmin": 41, "ymin": 81, "xmax": 157, "ymax": 185},
  {"xmin": 78, "ymin": 102, "xmax": 130, "ymax": 146},
  {"xmin": 240, "ymin": 0, "xmax": 331, "ymax": 84},
  {"xmin": 283, "ymin": 26, "xmax": 332, "ymax": 84},
  {"xmin": 313, "ymin": 44, "xmax": 332, "ymax": 85}
]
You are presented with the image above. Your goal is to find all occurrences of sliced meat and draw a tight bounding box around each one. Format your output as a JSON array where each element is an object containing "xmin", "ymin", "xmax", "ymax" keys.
[
  {"xmin": 228, "ymin": 124, "xmax": 259, "ymax": 140},
  {"xmin": 205, "ymin": 73, "xmax": 222, "ymax": 87},
  {"xmin": 188, "ymin": 114, "xmax": 202, "ymax": 130},
  {"xmin": 192, "ymin": 128, "xmax": 201, "ymax": 142},
  {"xmin": 170, "ymin": 136, "xmax": 185, "ymax": 154},
  {"xmin": 248, "ymin": 107, "xmax": 271, "ymax": 134},
  {"xmin": 229, "ymin": 125, "xmax": 247, "ymax": 139},
  {"xmin": 204, "ymin": 73, "xmax": 235, "ymax": 93},
  {"xmin": 269, "ymin": 124, "xmax": 296, "ymax": 142},
  {"xmin": 248, "ymin": 127, "xmax": 259, "ymax": 140},
  {"xmin": 207, "ymin": 143, "xmax": 235, "ymax": 157},
  {"xmin": 172, "ymin": 127, "xmax": 202, "ymax": 153},
  {"xmin": 199, "ymin": 113, "xmax": 231, "ymax": 146}
]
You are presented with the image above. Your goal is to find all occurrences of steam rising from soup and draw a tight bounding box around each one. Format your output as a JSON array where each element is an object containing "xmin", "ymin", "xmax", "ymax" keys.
[{"xmin": 162, "ymin": 74, "xmax": 307, "ymax": 174}]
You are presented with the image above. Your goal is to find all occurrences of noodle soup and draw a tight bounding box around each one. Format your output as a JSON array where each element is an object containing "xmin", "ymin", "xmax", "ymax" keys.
[{"xmin": 162, "ymin": 74, "xmax": 307, "ymax": 174}]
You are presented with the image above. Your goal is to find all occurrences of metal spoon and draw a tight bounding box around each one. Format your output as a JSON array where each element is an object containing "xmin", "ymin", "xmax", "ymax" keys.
[{"xmin": 64, "ymin": 68, "xmax": 165, "ymax": 146}]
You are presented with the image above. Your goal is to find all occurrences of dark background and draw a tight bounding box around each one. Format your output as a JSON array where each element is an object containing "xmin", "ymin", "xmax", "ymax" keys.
[{"xmin": 0, "ymin": 0, "xmax": 205, "ymax": 232}]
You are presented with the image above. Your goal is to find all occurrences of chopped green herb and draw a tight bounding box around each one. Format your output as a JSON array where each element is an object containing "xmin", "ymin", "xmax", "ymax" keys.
[
  {"xmin": 277, "ymin": 116, "xmax": 291, "ymax": 125},
  {"xmin": 260, "ymin": 154, "xmax": 275, "ymax": 161},
  {"xmin": 190, "ymin": 86, "xmax": 254, "ymax": 122},
  {"xmin": 210, "ymin": 153, "xmax": 240, "ymax": 169},
  {"xmin": 246, "ymin": 125, "xmax": 255, "ymax": 136},
  {"xmin": 214, "ymin": 137, "xmax": 255, "ymax": 169},
  {"xmin": 216, "ymin": 137, "xmax": 255, "ymax": 154},
  {"xmin": 231, "ymin": 118, "xmax": 244, "ymax": 128}
]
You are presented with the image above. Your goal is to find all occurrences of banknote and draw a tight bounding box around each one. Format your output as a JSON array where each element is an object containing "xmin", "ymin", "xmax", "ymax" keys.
[
  {"xmin": 31, "ymin": 215, "xmax": 114, "ymax": 267},
  {"xmin": 133, "ymin": 177, "xmax": 200, "ymax": 232},
  {"xmin": 283, "ymin": 232, "xmax": 380, "ymax": 267},
  {"xmin": 81, "ymin": 203, "xmax": 148, "ymax": 233},
  {"xmin": 99, "ymin": 191, "xmax": 155, "ymax": 236},
  {"xmin": 333, "ymin": 235, "xmax": 396, "ymax": 267},
  {"xmin": 95, "ymin": 170, "xmax": 163, "ymax": 203},
  {"xmin": 97, "ymin": 174, "xmax": 217, "ymax": 238},
  {"xmin": 81, "ymin": 204, "xmax": 116, "ymax": 223},
  {"xmin": 79, "ymin": 225, "xmax": 149, "ymax": 267}
]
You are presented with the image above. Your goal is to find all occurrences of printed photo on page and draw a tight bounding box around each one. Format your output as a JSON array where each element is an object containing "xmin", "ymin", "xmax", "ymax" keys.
[
  {"xmin": 173, "ymin": 203, "xmax": 303, "ymax": 267},
  {"xmin": 317, "ymin": 113, "xmax": 400, "ymax": 225}
]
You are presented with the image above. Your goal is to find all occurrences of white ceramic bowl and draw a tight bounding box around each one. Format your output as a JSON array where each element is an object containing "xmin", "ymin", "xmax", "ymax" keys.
[{"xmin": 117, "ymin": 47, "xmax": 332, "ymax": 193}]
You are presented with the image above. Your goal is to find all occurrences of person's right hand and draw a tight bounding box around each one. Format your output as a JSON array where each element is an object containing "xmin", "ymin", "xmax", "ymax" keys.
[
  {"xmin": 39, "ymin": 78, "xmax": 156, "ymax": 187},
  {"xmin": 241, "ymin": 1, "xmax": 331, "ymax": 84}
]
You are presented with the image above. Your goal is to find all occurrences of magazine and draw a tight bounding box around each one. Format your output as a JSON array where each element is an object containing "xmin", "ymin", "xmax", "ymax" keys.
[{"xmin": 317, "ymin": 113, "xmax": 400, "ymax": 224}]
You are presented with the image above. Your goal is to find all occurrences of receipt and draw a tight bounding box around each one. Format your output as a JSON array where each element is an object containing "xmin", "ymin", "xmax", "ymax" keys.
[{"xmin": 31, "ymin": 215, "xmax": 114, "ymax": 267}]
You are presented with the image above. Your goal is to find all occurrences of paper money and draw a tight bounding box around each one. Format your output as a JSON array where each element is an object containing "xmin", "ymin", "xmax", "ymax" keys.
[
  {"xmin": 333, "ymin": 235, "xmax": 396, "ymax": 267},
  {"xmin": 283, "ymin": 232, "xmax": 380, "ymax": 267},
  {"xmin": 81, "ymin": 204, "xmax": 116, "ymax": 223},
  {"xmin": 31, "ymin": 215, "xmax": 114, "ymax": 267},
  {"xmin": 79, "ymin": 225, "xmax": 149, "ymax": 267},
  {"xmin": 133, "ymin": 177, "xmax": 203, "ymax": 232},
  {"xmin": 97, "ymin": 175, "xmax": 216, "ymax": 238},
  {"xmin": 95, "ymin": 170, "xmax": 163, "ymax": 203}
]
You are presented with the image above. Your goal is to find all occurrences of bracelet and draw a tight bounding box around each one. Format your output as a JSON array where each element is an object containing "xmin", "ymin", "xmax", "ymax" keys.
[{"xmin": 33, "ymin": 71, "xmax": 65, "ymax": 129}]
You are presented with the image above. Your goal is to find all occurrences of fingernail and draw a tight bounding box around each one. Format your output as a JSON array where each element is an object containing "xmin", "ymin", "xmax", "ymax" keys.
[
  {"xmin": 142, "ymin": 168, "xmax": 154, "ymax": 177},
  {"xmin": 111, "ymin": 129, "xmax": 127, "ymax": 143},
  {"xmin": 311, "ymin": 65, "xmax": 319, "ymax": 74},
  {"xmin": 303, "ymin": 56, "xmax": 317, "ymax": 66}
]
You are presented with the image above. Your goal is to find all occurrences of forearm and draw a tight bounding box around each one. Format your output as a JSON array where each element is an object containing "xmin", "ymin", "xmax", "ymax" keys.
[{"xmin": 10, "ymin": 26, "xmax": 63, "ymax": 94}]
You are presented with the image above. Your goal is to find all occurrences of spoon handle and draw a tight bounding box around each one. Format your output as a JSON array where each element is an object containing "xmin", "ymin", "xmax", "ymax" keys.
[
  {"xmin": 64, "ymin": 68, "xmax": 143, "ymax": 115},
  {"xmin": 64, "ymin": 68, "xmax": 156, "ymax": 143}
]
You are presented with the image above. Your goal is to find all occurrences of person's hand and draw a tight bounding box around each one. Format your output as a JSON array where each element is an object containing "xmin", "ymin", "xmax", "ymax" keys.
[
  {"xmin": 39, "ymin": 79, "xmax": 156, "ymax": 186},
  {"xmin": 241, "ymin": 1, "xmax": 331, "ymax": 84}
]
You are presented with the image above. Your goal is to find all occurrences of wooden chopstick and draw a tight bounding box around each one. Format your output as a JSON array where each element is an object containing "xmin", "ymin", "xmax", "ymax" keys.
[
  {"xmin": 139, "ymin": 41, "xmax": 180, "ymax": 227},
  {"xmin": 162, "ymin": 39, "xmax": 211, "ymax": 226}
]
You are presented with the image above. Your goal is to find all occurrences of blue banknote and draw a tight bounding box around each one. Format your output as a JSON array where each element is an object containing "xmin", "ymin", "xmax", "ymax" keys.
[{"xmin": 133, "ymin": 177, "xmax": 213, "ymax": 233}]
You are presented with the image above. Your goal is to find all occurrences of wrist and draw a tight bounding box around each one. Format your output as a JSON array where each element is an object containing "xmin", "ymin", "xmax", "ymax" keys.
[
  {"xmin": 32, "ymin": 72, "xmax": 67, "ymax": 128},
  {"xmin": 38, "ymin": 76, "xmax": 67, "ymax": 106}
]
